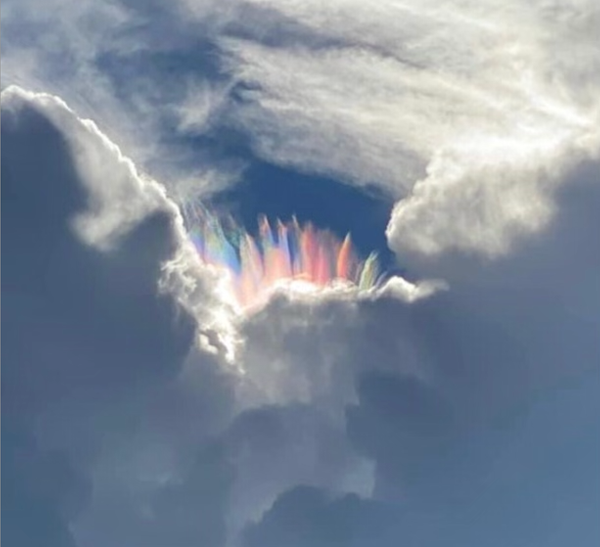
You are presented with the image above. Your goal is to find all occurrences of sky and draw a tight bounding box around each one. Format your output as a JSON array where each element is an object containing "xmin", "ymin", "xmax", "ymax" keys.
[{"xmin": 1, "ymin": 1, "xmax": 600, "ymax": 546}]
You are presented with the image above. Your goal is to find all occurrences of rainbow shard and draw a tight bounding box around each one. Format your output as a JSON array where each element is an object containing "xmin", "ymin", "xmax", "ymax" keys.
[{"xmin": 183, "ymin": 202, "xmax": 384, "ymax": 308}]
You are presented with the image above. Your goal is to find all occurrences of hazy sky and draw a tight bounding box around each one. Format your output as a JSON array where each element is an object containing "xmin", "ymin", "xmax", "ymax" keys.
[{"xmin": 2, "ymin": 1, "xmax": 600, "ymax": 546}]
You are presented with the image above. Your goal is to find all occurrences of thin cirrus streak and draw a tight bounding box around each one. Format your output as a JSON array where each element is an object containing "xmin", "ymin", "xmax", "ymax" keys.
[{"xmin": 183, "ymin": 202, "xmax": 384, "ymax": 308}]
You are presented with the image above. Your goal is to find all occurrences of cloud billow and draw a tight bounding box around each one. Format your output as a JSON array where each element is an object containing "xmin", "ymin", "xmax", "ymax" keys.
[
  {"xmin": 1, "ymin": 89, "xmax": 202, "ymax": 546},
  {"xmin": 3, "ymin": 86, "xmax": 600, "ymax": 546},
  {"xmin": 2, "ymin": 0, "xmax": 600, "ymax": 544}
]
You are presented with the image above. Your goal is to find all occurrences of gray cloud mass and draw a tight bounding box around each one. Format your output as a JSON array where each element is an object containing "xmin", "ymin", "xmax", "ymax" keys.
[{"xmin": 2, "ymin": 1, "xmax": 600, "ymax": 546}]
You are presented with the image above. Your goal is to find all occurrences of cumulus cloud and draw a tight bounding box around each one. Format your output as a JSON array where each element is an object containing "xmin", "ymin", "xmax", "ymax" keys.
[
  {"xmin": 2, "ymin": 87, "xmax": 175, "ymax": 251},
  {"xmin": 1, "ymin": 87, "xmax": 234, "ymax": 546},
  {"xmin": 244, "ymin": 366, "xmax": 600, "ymax": 547},
  {"xmin": 1, "ymin": 86, "xmax": 434, "ymax": 546},
  {"xmin": 3, "ymin": 1, "xmax": 600, "ymax": 545}
]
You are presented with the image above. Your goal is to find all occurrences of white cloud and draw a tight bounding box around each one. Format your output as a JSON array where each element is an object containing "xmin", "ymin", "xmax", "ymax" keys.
[
  {"xmin": 1, "ymin": 0, "xmax": 141, "ymax": 151},
  {"xmin": 6, "ymin": 0, "xmax": 597, "ymax": 259},
  {"xmin": 3, "ymin": 87, "xmax": 173, "ymax": 251},
  {"xmin": 0, "ymin": 0, "xmax": 240, "ymax": 192},
  {"xmin": 387, "ymin": 133, "xmax": 598, "ymax": 258},
  {"xmin": 2, "ymin": 85, "xmax": 241, "ymax": 363},
  {"xmin": 214, "ymin": 0, "xmax": 600, "ymax": 256}
]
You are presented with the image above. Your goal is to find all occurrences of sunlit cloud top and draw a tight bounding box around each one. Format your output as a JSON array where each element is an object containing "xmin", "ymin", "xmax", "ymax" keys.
[{"xmin": 183, "ymin": 202, "xmax": 384, "ymax": 309}]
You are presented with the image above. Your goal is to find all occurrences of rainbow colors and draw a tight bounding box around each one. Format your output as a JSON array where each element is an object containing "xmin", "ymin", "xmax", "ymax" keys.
[{"xmin": 183, "ymin": 202, "xmax": 384, "ymax": 308}]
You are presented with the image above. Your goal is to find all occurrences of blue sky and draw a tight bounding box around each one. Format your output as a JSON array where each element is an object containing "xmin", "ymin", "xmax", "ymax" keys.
[{"xmin": 2, "ymin": 1, "xmax": 600, "ymax": 546}]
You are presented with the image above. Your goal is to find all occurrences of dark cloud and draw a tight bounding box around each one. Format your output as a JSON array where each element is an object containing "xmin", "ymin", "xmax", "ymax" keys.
[
  {"xmin": 224, "ymin": 402, "xmax": 367, "ymax": 525},
  {"xmin": 244, "ymin": 367, "xmax": 600, "ymax": 547},
  {"xmin": 1, "ymin": 93, "xmax": 197, "ymax": 544},
  {"xmin": 2, "ymin": 100, "xmax": 195, "ymax": 419},
  {"xmin": 347, "ymin": 372, "xmax": 456, "ymax": 501},
  {"xmin": 404, "ymin": 159, "xmax": 600, "ymax": 416},
  {"xmin": 2, "ymin": 428, "xmax": 89, "ymax": 547},
  {"xmin": 150, "ymin": 441, "xmax": 234, "ymax": 547},
  {"xmin": 73, "ymin": 439, "xmax": 234, "ymax": 547},
  {"xmin": 243, "ymin": 486, "xmax": 395, "ymax": 547}
]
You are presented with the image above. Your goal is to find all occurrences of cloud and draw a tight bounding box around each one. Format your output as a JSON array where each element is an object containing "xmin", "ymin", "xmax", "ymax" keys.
[
  {"xmin": 1, "ymin": 84, "xmax": 449, "ymax": 547},
  {"xmin": 242, "ymin": 486, "xmax": 395, "ymax": 547},
  {"xmin": 387, "ymin": 125, "xmax": 599, "ymax": 258},
  {"xmin": 1, "ymin": 86, "xmax": 428, "ymax": 546},
  {"xmin": 231, "ymin": 147, "xmax": 600, "ymax": 543},
  {"xmin": 1, "ymin": 87, "xmax": 233, "ymax": 546},
  {"xmin": 223, "ymin": 403, "xmax": 374, "ymax": 538},
  {"xmin": 346, "ymin": 372, "xmax": 456, "ymax": 499},
  {"xmin": 236, "ymin": 283, "xmax": 436, "ymax": 409},
  {"xmin": 0, "ymin": 0, "xmax": 241, "ymax": 191},
  {"xmin": 243, "ymin": 366, "xmax": 600, "ymax": 547},
  {"xmin": 2, "ymin": 428, "xmax": 90, "ymax": 547},
  {"xmin": 5, "ymin": 0, "xmax": 597, "ymax": 260},
  {"xmin": 3, "ymin": 1, "xmax": 600, "ymax": 543},
  {"xmin": 213, "ymin": 0, "xmax": 600, "ymax": 256}
]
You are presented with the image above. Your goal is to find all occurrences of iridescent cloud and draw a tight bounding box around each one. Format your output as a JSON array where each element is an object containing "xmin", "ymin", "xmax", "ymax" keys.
[{"xmin": 183, "ymin": 202, "xmax": 384, "ymax": 308}]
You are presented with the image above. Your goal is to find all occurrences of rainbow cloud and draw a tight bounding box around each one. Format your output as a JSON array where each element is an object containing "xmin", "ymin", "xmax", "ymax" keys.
[{"xmin": 183, "ymin": 202, "xmax": 385, "ymax": 309}]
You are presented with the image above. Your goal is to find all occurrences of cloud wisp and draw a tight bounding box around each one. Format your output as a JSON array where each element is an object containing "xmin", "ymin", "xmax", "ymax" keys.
[
  {"xmin": 215, "ymin": 0, "xmax": 600, "ymax": 257},
  {"xmin": 3, "ymin": 0, "xmax": 598, "ymax": 262}
]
